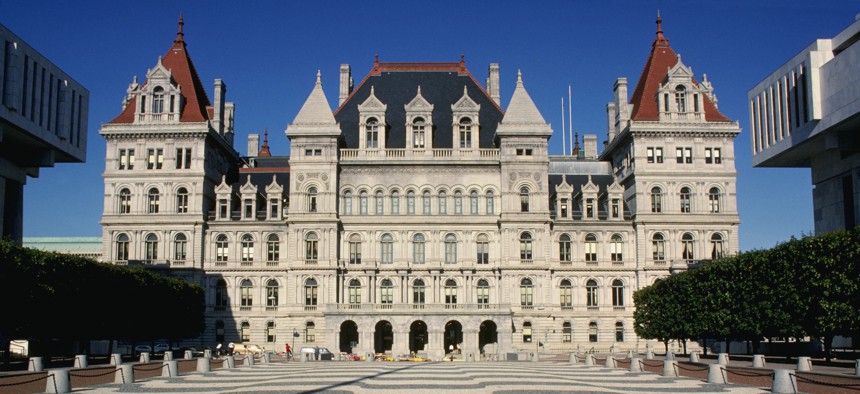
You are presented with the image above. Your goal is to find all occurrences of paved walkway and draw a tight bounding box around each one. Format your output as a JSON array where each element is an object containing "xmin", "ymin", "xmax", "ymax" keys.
[{"xmin": 89, "ymin": 361, "xmax": 766, "ymax": 393}]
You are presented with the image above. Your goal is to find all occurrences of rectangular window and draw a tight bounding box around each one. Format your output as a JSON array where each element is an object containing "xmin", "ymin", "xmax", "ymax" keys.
[
  {"xmin": 586, "ymin": 199, "xmax": 594, "ymax": 218},
  {"xmin": 218, "ymin": 199, "xmax": 228, "ymax": 219},
  {"xmin": 705, "ymin": 148, "xmax": 713, "ymax": 164},
  {"xmin": 476, "ymin": 241, "xmax": 489, "ymax": 264},
  {"xmin": 655, "ymin": 147, "xmax": 663, "ymax": 163},
  {"xmin": 147, "ymin": 149, "xmax": 155, "ymax": 169},
  {"xmin": 676, "ymin": 147, "xmax": 683, "ymax": 164},
  {"xmin": 714, "ymin": 148, "xmax": 721, "ymax": 164},
  {"xmin": 118, "ymin": 149, "xmax": 134, "ymax": 170},
  {"xmin": 611, "ymin": 199, "xmax": 620, "ymax": 218},
  {"xmin": 176, "ymin": 148, "xmax": 192, "ymax": 169},
  {"xmin": 646, "ymin": 147, "xmax": 654, "ymax": 163},
  {"xmin": 244, "ymin": 199, "xmax": 254, "ymax": 219},
  {"xmin": 676, "ymin": 147, "xmax": 692, "ymax": 164},
  {"xmin": 685, "ymin": 147, "xmax": 692, "ymax": 164},
  {"xmin": 305, "ymin": 149, "xmax": 313, "ymax": 156},
  {"xmin": 560, "ymin": 198, "xmax": 568, "ymax": 218}
]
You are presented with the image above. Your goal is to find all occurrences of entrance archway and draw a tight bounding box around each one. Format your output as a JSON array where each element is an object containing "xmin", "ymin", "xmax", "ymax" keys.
[
  {"xmin": 339, "ymin": 320, "xmax": 358, "ymax": 353},
  {"xmin": 374, "ymin": 320, "xmax": 393, "ymax": 353},
  {"xmin": 479, "ymin": 320, "xmax": 498, "ymax": 352},
  {"xmin": 444, "ymin": 320, "xmax": 463, "ymax": 354},
  {"xmin": 409, "ymin": 321, "xmax": 428, "ymax": 353}
]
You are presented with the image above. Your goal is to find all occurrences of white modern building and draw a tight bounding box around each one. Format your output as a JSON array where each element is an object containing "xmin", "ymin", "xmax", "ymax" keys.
[
  {"xmin": 100, "ymin": 16, "xmax": 740, "ymax": 359},
  {"xmin": 749, "ymin": 14, "xmax": 860, "ymax": 233}
]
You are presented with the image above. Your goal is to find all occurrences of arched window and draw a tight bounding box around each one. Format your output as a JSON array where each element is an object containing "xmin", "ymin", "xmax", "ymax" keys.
[
  {"xmin": 674, "ymin": 85, "xmax": 686, "ymax": 112},
  {"xmin": 307, "ymin": 187, "xmax": 318, "ymax": 212},
  {"xmin": 380, "ymin": 234, "xmax": 394, "ymax": 264},
  {"xmin": 486, "ymin": 191, "xmax": 495, "ymax": 214},
  {"xmin": 588, "ymin": 322, "xmax": 599, "ymax": 343},
  {"xmin": 711, "ymin": 233, "xmax": 725, "ymax": 260},
  {"xmin": 215, "ymin": 279, "xmax": 228, "ymax": 310},
  {"xmin": 476, "ymin": 279, "xmax": 489, "ymax": 305},
  {"xmin": 560, "ymin": 279, "xmax": 572, "ymax": 308},
  {"xmin": 305, "ymin": 278, "xmax": 318, "ymax": 306},
  {"xmin": 176, "ymin": 187, "xmax": 189, "ymax": 213},
  {"xmin": 152, "ymin": 86, "xmax": 165, "ymax": 113},
  {"xmin": 651, "ymin": 187, "xmax": 663, "ymax": 213},
  {"xmin": 559, "ymin": 234, "xmax": 572, "ymax": 262},
  {"xmin": 148, "ymin": 188, "xmax": 160, "ymax": 214},
  {"xmin": 470, "ymin": 191, "xmax": 479, "ymax": 214},
  {"xmin": 709, "ymin": 187, "xmax": 721, "ymax": 213},
  {"xmin": 413, "ymin": 117, "xmax": 426, "ymax": 149},
  {"xmin": 407, "ymin": 191, "xmax": 416, "ymax": 214},
  {"xmin": 348, "ymin": 279, "xmax": 361, "ymax": 304},
  {"xmin": 454, "ymin": 191, "xmax": 463, "ymax": 214},
  {"xmin": 444, "ymin": 234, "xmax": 457, "ymax": 264},
  {"xmin": 422, "ymin": 190, "xmax": 431, "ymax": 214},
  {"xmin": 380, "ymin": 278, "xmax": 394, "ymax": 304},
  {"xmin": 348, "ymin": 234, "xmax": 362, "ymax": 264},
  {"xmin": 305, "ymin": 232, "xmax": 318, "ymax": 262},
  {"xmin": 241, "ymin": 234, "xmax": 254, "ymax": 262},
  {"xmin": 145, "ymin": 233, "xmax": 158, "ymax": 261},
  {"xmin": 413, "ymin": 279, "xmax": 426, "ymax": 304},
  {"xmin": 412, "ymin": 234, "xmax": 425, "ymax": 264},
  {"xmin": 241, "ymin": 322, "xmax": 250, "ymax": 342},
  {"xmin": 343, "ymin": 190, "xmax": 352, "ymax": 215},
  {"xmin": 438, "ymin": 190, "xmax": 447, "ymax": 214},
  {"xmin": 116, "ymin": 233, "xmax": 129, "ymax": 261},
  {"xmin": 359, "ymin": 191, "xmax": 368, "ymax": 215},
  {"xmin": 306, "ymin": 321, "xmax": 316, "ymax": 342},
  {"xmin": 240, "ymin": 279, "xmax": 253, "ymax": 307},
  {"xmin": 444, "ymin": 279, "xmax": 457, "ymax": 305},
  {"xmin": 173, "ymin": 233, "xmax": 187, "ymax": 262},
  {"xmin": 266, "ymin": 234, "xmax": 280, "ymax": 262},
  {"xmin": 615, "ymin": 322, "xmax": 625, "ymax": 342},
  {"xmin": 118, "ymin": 188, "xmax": 132, "ymax": 214},
  {"xmin": 680, "ymin": 187, "xmax": 691, "ymax": 213},
  {"xmin": 266, "ymin": 279, "xmax": 279, "ymax": 307},
  {"xmin": 459, "ymin": 117, "xmax": 473, "ymax": 148},
  {"xmin": 520, "ymin": 187, "xmax": 530, "ymax": 212},
  {"xmin": 586, "ymin": 279, "xmax": 598, "ymax": 308},
  {"xmin": 391, "ymin": 190, "xmax": 400, "ymax": 214},
  {"xmin": 520, "ymin": 278, "xmax": 533, "ymax": 306},
  {"xmin": 267, "ymin": 321, "xmax": 276, "ymax": 343},
  {"xmin": 652, "ymin": 233, "xmax": 665, "ymax": 262},
  {"xmin": 366, "ymin": 117, "xmax": 379, "ymax": 149},
  {"xmin": 682, "ymin": 233, "xmax": 695, "ymax": 261},
  {"xmin": 375, "ymin": 191, "xmax": 384, "ymax": 214},
  {"xmin": 519, "ymin": 233, "xmax": 533, "ymax": 261},
  {"xmin": 584, "ymin": 234, "xmax": 597, "ymax": 262},
  {"xmin": 610, "ymin": 234, "xmax": 623, "ymax": 263},
  {"xmin": 476, "ymin": 234, "xmax": 489, "ymax": 264},
  {"xmin": 216, "ymin": 234, "xmax": 228, "ymax": 262},
  {"xmin": 522, "ymin": 321, "xmax": 532, "ymax": 343},
  {"xmin": 562, "ymin": 322, "xmax": 572, "ymax": 343},
  {"xmin": 612, "ymin": 279, "xmax": 624, "ymax": 307}
]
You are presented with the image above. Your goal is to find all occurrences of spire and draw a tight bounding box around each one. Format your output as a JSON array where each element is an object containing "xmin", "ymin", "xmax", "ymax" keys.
[
  {"xmin": 175, "ymin": 13, "xmax": 185, "ymax": 44},
  {"xmin": 288, "ymin": 71, "xmax": 337, "ymax": 127},
  {"xmin": 572, "ymin": 132, "xmax": 580, "ymax": 156},
  {"xmin": 500, "ymin": 70, "xmax": 547, "ymax": 125},
  {"xmin": 258, "ymin": 129, "xmax": 271, "ymax": 157},
  {"xmin": 654, "ymin": 10, "xmax": 669, "ymax": 47}
]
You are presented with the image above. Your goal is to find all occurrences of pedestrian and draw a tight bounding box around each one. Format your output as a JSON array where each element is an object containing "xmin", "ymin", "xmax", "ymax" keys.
[
  {"xmin": 215, "ymin": 343, "xmax": 223, "ymax": 357},
  {"xmin": 448, "ymin": 344, "xmax": 453, "ymax": 354},
  {"xmin": 228, "ymin": 342, "xmax": 235, "ymax": 356},
  {"xmin": 285, "ymin": 343, "xmax": 292, "ymax": 359}
]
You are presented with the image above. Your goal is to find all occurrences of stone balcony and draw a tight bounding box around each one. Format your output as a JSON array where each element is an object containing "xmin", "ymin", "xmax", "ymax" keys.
[{"xmin": 340, "ymin": 148, "xmax": 499, "ymax": 163}]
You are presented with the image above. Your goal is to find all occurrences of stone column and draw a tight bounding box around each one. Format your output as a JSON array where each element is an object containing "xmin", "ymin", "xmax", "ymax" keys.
[
  {"xmin": 463, "ymin": 328, "xmax": 479, "ymax": 362},
  {"xmin": 393, "ymin": 328, "xmax": 409, "ymax": 357},
  {"xmin": 428, "ymin": 329, "xmax": 445, "ymax": 360}
]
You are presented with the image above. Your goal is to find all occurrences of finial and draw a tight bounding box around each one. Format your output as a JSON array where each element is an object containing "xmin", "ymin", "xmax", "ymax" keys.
[
  {"xmin": 517, "ymin": 69, "xmax": 523, "ymax": 84},
  {"xmin": 459, "ymin": 55, "xmax": 465, "ymax": 71},
  {"xmin": 259, "ymin": 128, "xmax": 272, "ymax": 157},
  {"xmin": 375, "ymin": 54, "xmax": 379, "ymax": 65},
  {"xmin": 653, "ymin": 10, "xmax": 668, "ymax": 47},
  {"xmin": 316, "ymin": 70, "xmax": 321, "ymax": 84},
  {"xmin": 417, "ymin": 85, "xmax": 422, "ymax": 95},
  {"xmin": 264, "ymin": 128, "xmax": 269, "ymax": 142},
  {"xmin": 175, "ymin": 13, "xmax": 185, "ymax": 43},
  {"xmin": 370, "ymin": 86, "xmax": 375, "ymax": 96}
]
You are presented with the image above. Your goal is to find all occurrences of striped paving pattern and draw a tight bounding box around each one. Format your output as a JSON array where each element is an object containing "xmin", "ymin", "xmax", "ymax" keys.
[{"xmin": 91, "ymin": 361, "xmax": 766, "ymax": 393}]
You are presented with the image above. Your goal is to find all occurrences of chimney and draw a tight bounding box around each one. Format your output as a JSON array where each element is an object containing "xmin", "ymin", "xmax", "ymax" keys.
[
  {"xmin": 248, "ymin": 134, "xmax": 259, "ymax": 157},
  {"xmin": 583, "ymin": 134, "xmax": 598, "ymax": 159},
  {"xmin": 213, "ymin": 79, "xmax": 226, "ymax": 134},
  {"xmin": 606, "ymin": 102, "xmax": 617, "ymax": 143},
  {"xmin": 613, "ymin": 78, "xmax": 629, "ymax": 138},
  {"xmin": 487, "ymin": 63, "xmax": 501, "ymax": 106},
  {"xmin": 339, "ymin": 64, "xmax": 353, "ymax": 106}
]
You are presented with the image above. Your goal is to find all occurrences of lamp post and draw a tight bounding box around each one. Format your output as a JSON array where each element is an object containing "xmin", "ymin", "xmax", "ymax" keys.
[{"xmin": 292, "ymin": 329, "xmax": 299, "ymax": 357}]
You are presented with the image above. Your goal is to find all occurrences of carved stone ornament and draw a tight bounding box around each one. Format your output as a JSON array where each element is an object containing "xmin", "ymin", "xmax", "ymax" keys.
[
  {"xmin": 321, "ymin": 174, "xmax": 329, "ymax": 182},
  {"xmin": 509, "ymin": 172, "xmax": 517, "ymax": 181},
  {"xmin": 297, "ymin": 174, "xmax": 304, "ymax": 182}
]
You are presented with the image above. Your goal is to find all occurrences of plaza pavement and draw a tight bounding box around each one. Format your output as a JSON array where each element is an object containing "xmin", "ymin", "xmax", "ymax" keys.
[{"xmin": 88, "ymin": 360, "xmax": 766, "ymax": 393}]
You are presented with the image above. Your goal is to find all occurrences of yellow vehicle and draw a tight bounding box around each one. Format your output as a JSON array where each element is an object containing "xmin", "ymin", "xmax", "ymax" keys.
[
  {"xmin": 232, "ymin": 343, "xmax": 264, "ymax": 355},
  {"xmin": 374, "ymin": 353, "xmax": 394, "ymax": 361}
]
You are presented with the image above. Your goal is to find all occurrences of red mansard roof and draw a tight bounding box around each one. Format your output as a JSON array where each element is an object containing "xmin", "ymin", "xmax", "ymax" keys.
[
  {"xmin": 629, "ymin": 16, "xmax": 730, "ymax": 123},
  {"xmin": 110, "ymin": 16, "xmax": 212, "ymax": 124}
]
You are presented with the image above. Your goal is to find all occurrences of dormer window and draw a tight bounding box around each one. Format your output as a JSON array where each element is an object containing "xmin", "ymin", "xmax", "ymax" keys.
[
  {"xmin": 674, "ymin": 85, "xmax": 686, "ymax": 112},
  {"xmin": 366, "ymin": 118, "xmax": 379, "ymax": 149},
  {"xmin": 413, "ymin": 117, "xmax": 426, "ymax": 149},
  {"xmin": 459, "ymin": 118, "xmax": 473, "ymax": 149},
  {"xmin": 152, "ymin": 86, "xmax": 165, "ymax": 113}
]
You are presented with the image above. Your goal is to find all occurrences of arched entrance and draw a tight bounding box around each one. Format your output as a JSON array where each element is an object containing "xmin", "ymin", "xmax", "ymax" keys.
[
  {"xmin": 339, "ymin": 320, "xmax": 358, "ymax": 353},
  {"xmin": 444, "ymin": 320, "xmax": 463, "ymax": 354},
  {"xmin": 374, "ymin": 320, "xmax": 393, "ymax": 354},
  {"xmin": 409, "ymin": 321, "xmax": 428, "ymax": 353},
  {"xmin": 479, "ymin": 320, "xmax": 498, "ymax": 352}
]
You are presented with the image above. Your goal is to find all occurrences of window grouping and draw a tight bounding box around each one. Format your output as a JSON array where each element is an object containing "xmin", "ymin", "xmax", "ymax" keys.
[
  {"xmin": 118, "ymin": 149, "xmax": 135, "ymax": 170},
  {"xmin": 705, "ymin": 147, "xmax": 722, "ymax": 164},
  {"xmin": 675, "ymin": 147, "xmax": 693, "ymax": 164},
  {"xmin": 646, "ymin": 147, "xmax": 663, "ymax": 163}
]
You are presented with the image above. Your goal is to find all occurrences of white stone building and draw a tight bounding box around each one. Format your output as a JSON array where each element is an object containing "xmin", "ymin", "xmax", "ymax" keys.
[{"xmin": 100, "ymin": 16, "xmax": 740, "ymax": 359}]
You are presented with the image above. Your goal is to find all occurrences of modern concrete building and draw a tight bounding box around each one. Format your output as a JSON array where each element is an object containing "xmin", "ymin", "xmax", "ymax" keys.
[
  {"xmin": 100, "ymin": 16, "xmax": 740, "ymax": 359},
  {"xmin": 749, "ymin": 14, "xmax": 860, "ymax": 233},
  {"xmin": 0, "ymin": 24, "xmax": 89, "ymax": 243},
  {"xmin": 22, "ymin": 237, "xmax": 102, "ymax": 260}
]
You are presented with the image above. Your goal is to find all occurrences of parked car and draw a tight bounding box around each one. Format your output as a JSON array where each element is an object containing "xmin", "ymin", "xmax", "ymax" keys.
[
  {"xmin": 180, "ymin": 346, "xmax": 209, "ymax": 357},
  {"xmin": 134, "ymin": 345, "xmax": 152, "ymax": 354},
  {"xmin": 300, "ymin": 346, "xmax": 334, "ymax": 360},
  {"xmin": 153, "ymin": 343, "xmax": 171, "ymax": 354},
  {"xmin": 233, "ymin": 343, "xmax": 264, "ymax": 355}
]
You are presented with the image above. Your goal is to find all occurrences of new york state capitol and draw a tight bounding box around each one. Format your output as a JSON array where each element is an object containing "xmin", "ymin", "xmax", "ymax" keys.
[{"xmin": 99, "ymin": 16, "xmax": 740, "ymax": 359}]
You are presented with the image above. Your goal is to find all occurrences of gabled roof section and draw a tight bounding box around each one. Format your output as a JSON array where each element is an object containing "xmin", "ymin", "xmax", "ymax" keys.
[
  {"xmin": 501, "ymin": 70, "xmax": 547, "ymax": 125},
  {"xmin": 110, "ymin": 15, "xmax": 212, "ymax": 124},
  {"xmin": 628, "ymin": 15, "xmax": 730, "ymax": 123},
  {"xmin": 290, "ymin": 71, "xmax": 337, "ymax": 126}
]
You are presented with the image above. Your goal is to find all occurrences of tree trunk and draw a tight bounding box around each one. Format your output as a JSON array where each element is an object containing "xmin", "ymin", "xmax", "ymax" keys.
[
  {"xmin": 663, "ymin": 339, "xmax": 669, "ymax": 352},
  {"xmin": 823, "ymin": 334, "xmax": 833, "ymax": 362},
  {"xmin": 683, "ymin": 339, "xmax": 688, "ymax": 355}
]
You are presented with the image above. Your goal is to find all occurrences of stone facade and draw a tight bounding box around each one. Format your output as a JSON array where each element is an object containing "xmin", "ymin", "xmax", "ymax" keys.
[{"xmin": 100, "ymin": 16, "xmax": 740, "ymax": 359}]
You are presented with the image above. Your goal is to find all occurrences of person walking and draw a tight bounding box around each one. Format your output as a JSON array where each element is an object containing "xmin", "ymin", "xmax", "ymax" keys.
[
  {"xmin": 228, "ymin": 342, "xmax": 235, "ymax": 356},
  {"xmin": 285, "ymin": 343, "xmax": 293, "ymax": 360},
  {"xmin": 215, "ymin": 343, "xmax": 223, "ymax": 357}
]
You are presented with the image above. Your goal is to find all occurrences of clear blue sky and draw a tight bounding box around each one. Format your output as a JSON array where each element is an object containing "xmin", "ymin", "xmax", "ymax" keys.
[{"xmin": 3, "ymin": 1, "xmax": 858, "ymax": 251}]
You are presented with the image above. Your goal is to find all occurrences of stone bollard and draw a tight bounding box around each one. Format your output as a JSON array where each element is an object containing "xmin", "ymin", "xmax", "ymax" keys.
[
  {"xmin": 262, "ymin": 353, "xmax": 271, "ymax": 363},
  {"xmin": 162, "ymin": 360, "xmax": 179, "ymax": 377},
  {"xmin": 752, "ymin": 354, "xmax": 766, "ymax": 368},
  {"xmin": 110, "ymin": 353, "xmax": 122, "ymax": 365},
  {"xmin": 629, "ymin": 357, "xmax": 642, "ymax": 373},
  {"xmin": 663, "ymin": 360, "xmax": 678, "ymax": 377},
  {"xmin": 74, "ymin": 354, "xmax": 88, "ymax": 368},
  {"xmin": 532, "ymin": 352, "xmax": 539, "ymax": 362},
  {"xmin": 244, "ymin": 355, "xmax": 255, "ymax": 366},
  {"xmin": 690, "ymin": 352, "xmax": 700, "ymax": 363},
  {"xmin": 302, "ymin": 352, "xmax": 309, "ymax": 362},
  {"xmin": 366, "ymin": 353, "xmax": 373, "ymax": 362},
  {"xmin": 467, "ymin": 353, "xmax": 474, "ymax": 362},
  {"xmin": 626, "ymin": 350, "xmax": 634, "ymax": 359},
  {"xmin": 196, "ymin": 357, "xmax": 210, "ymax": 373},
  {"xmin": 28, "ymin": 357, "xmax": 43, "ymax": 372},
  {"xmin": 184, "ymin": 350, "xmax": 193, "ymax": 360},
  {"xmin": 855, "ymin": 359, "xmax": 860, "ymax": 377},
  {"xmin": 163, "ymin": 351, "xmax": 174, "ymax": 361},
  {"xmin": 225, "ymin": 355, "xmax": 235, "ymax": 368},
  {"xmin": 605, "ymin": 356, "xmax": 617, "ymax": 368},
  {"xmin": 569, "ymin": 353, "xmax": 578, "ymax": 364},
  {"xmin": 645, "ymin": 349, "xmax": 654, "ymax": 360},
  {"xmin": 796, "ymin": 356, "xmax": 812, "ymax": 371},
  {"xmin": 707, "ymin": 364, "xmax": 727, "ymax": 384},
  {"xmin": 139, "ymin": 352, "xmax": 150, "ymax": 363},
  {"xmin": 717, "ymin": 353, "xmax": 729, "ymax": 365},
  {"xmin": 665, "ymin": 351, "xmax": 675, "ymax": 361},
  {"xmin": 585, "ymin": 354, "xmax": 594, "ymax": 366},
  {"xmin": 45, "ymin": 368, "xmax": 71, "ymax": 393},
  {"xmin": 115, "ymin": 364, "xmax": 135, "ymax": 384},
  {"xmin": 204, "ymin": 349, "xmax": 212, "ymax": 358},
  {"xmin": 772, "ymin": 369, "xmax": 798, "ymax": 394}
]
